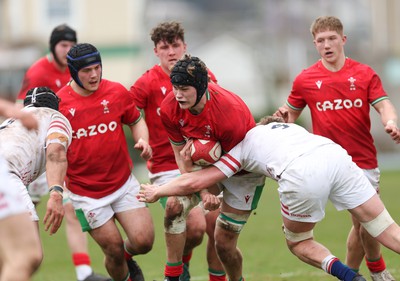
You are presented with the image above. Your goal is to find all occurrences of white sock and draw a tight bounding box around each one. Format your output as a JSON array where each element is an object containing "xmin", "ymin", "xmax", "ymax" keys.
[
  {"xmin": 321, "ymin": 254, "xmax": 337, "ymax": 273},
  {"xmin": 76, "ymin": 265, "xmax": 93, "ymax": 281}
]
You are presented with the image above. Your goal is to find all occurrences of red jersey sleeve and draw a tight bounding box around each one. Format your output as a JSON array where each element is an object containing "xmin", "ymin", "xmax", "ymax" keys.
[
  {"xmin": 287, "ymin": 70, "xmax": 309, "ymax": 110},
  {"xmin": 368, "ymin": 72, "xmax": 388, "ymax": 104},
  {"xmin": 129, "ymin": 72, "xmax": 150, "ymax": 109}
]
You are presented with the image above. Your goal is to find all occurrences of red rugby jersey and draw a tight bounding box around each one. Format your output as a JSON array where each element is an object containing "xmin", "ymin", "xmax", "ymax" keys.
[
  {"xmin": 287, "ymin": 58, "xmax": 388, "ymax": 169},
  {"xmin": 160, "ymin": 82, "xmax": 255, "ymax": 153},
  {"xmin": 58, "ymin": 79, "xmax": 141, "ymax": 198},
  {"xmin": 17, "ymin": 55, "xmax": 71, "ymax": 100},
  {"xmin": 130, "ymin": 64, "xmax": 217, "ymax": 173}
]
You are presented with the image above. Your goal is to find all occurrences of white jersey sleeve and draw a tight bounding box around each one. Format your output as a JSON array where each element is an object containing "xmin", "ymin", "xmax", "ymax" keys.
[
  {"xmin": 213, "ymin": 142, "xmax": 244, "ymax": 178},
  {"xmin": 0, "ymin": 107, "xmax": 72, "ymax": 185},
  {"xmin": 46, "ymin": 112, "xmax": 72, "ymax": 149},
  {"xmin": 214, "ymin": 122, "xmax": 336, "ymax": 181}
]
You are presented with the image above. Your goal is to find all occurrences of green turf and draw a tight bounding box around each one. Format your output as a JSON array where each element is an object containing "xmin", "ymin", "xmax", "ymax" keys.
[{"xmin": 32, "ymin": 170, "xmax": 400, "ymax": 281}]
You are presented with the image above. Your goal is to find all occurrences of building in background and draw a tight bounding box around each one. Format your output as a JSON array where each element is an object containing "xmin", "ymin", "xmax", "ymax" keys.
[{"xmin": 1, "ymin": 0, "xmax": 399, "ymax": 156}]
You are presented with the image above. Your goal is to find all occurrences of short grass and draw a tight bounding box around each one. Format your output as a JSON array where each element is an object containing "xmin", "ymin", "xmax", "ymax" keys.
[{"xmin": 32, "ymin": 170, "xmax": 400, "ymax": 281}]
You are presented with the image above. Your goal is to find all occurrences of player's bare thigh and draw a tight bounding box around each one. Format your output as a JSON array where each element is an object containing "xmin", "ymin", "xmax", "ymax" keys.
[
  {"xmin": 115, "ymin": 207, "xmax": 154, "ymax": 246},
  {"xmin": 0, "ymin": 213, "xmax": 42, "ymax": 268}
]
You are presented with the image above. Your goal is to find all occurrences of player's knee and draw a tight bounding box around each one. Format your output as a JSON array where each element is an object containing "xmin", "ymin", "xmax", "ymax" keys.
[
  {"xmin": 165, "ymin": 197, "xmax": 184, "ymax": 219},
  {"xmin": 165, "ymin": 196, "xmax": 198, "ymax": 234},
  {"xmin": 100, "ymin": 238, "xmax": 125, "ymax": 259},
  {"xmin": 135, "ymin": 240, "xmax": 153, "ymax": 254},
  {"xmin": 185, "ymin": 229, "xmax": 205, "ymax": 249},
  {"xmin": 164, "ymin": 197, "xmax": 186, "ymax": 234},
  {"xmin": 360, "ymin": 208, "xmax": 394, "ymax": 238}
]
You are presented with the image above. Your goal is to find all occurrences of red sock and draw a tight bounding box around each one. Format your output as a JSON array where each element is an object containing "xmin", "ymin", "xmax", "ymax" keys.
[
  {"xmin": 182, "ymin": 251, "xmax": 193, "ymax": 264},
  {"xmin": 209, "ymin": 274, "xmax": 227, "ymax": 281},
  {"xmin": 165, "ymin": 262, "xmax": 183, "ymax": 277},
  {"xmin": 209, "ymin": 268, "xmax": 227, "ymax": 281},
  {"xmin": 366, "ymin": 255, "xmax": 386, "ymax": 273},
  {"xmin": 72, "ymin": 252, "xmax": 91, "ymax": 266},
  {"xmin": 124, "ymin": 249, "xmax": 132, "ymax": 261},
  {"xmin": 124, "ymin": 240, "xmax": 133, "ymax": 260}
]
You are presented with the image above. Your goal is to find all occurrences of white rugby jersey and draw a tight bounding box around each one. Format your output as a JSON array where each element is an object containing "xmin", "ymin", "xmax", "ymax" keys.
[
  {"xmin": 214, "ymin": 122, "xmax": 336, "ymax": 180},
  {"xmin": 0, "ymin": 106, "xmax": 72, "ymax": 185}
]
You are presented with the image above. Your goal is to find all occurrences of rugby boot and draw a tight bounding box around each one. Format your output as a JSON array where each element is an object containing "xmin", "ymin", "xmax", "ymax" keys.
[
  {"xmin": 180, "ymin": 262, "xmax": 190, "ymax": 281},
  {"xmin": 370, "ymin": 269, "xmax": 396, "ymax": 281},
  {"xmin": 164, "ymin": 277, "xmax": 179, "ymax": 281},
  {"xmin": 127, "ymin": 258, "xmax": 145, "ymax": 281}
]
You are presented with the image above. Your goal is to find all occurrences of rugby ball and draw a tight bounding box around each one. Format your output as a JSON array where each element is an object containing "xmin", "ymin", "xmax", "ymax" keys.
[{"xmin": 190, "ymin": 139, "xmax": 222, "ymax": 166}]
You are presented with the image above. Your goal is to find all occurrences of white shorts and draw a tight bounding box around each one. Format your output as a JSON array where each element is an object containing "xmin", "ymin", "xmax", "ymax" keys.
[
  {"xmin": 69, "ymin": 174, "xmax": 146, "ymax": 231},
  {"xmin": 221, "ymin": 172, "xmax": 266, "ymax": 211},
  {"xmin": 0, "ymin": 158, "xmax": 30, "ymax": 220},
  {"xmin": 362, "ymin": 168, "xmax": 380, "ymax": 192},
  {"xmin": 8, "ymin": 172, "xmax": 38, "ymax": 221},
  {"xmin": 148, "ymin": 169, "xmax": 180, "ymax": 185},
  {"xmin": 278, "ymin": 144, "xmax": 377, "ymax": 223}
]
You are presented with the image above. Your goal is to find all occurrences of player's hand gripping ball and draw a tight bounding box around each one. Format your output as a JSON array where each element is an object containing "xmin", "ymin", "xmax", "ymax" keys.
[{"xmin": 190, "ymin": 139, "xmax": 222, "ymax": 166}]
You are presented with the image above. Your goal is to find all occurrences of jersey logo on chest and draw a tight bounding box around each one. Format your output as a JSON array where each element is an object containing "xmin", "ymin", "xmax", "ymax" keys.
[
  {"xmin": 348, "ymin": 77, "xmax": 356, "ymax": 91},
  {"xmin": 101, "ymin": 100, "xmax": 110, "ymax": 114},
  {"xmin": 69, "ymin": 108, "xmax": 76, "ymax": 116}
]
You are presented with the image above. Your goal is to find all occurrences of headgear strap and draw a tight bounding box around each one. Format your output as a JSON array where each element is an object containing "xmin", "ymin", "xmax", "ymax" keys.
[{"xmin": 67, "ymin": 43, "xmax": 102, "ymax": 89}]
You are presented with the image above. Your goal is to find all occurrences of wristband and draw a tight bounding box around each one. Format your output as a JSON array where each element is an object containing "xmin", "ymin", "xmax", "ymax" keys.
[{"xmin": 49, "ymin": 184, "xmax": 64, "ymax": 197}]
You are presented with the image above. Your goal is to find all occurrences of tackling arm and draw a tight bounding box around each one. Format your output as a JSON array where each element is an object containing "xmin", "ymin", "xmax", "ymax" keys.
[{"xmin": 139, "ymin": 166, "xmax": 227, "ymax": 203}]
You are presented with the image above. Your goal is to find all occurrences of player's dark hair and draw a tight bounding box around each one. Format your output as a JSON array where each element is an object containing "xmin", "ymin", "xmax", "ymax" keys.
[
  {"xmin": 67, "ymin": 43, "xmax": 102, "ymax": 89},
  {"xmin": 150, "ymin": 21, "xmax": 185, "ymax": 46},
  {"xmin": 49, "ymin": 24, "xmax": 77, "ymax": 65},
  {"xmin": 24, "ymin": 87, "xmax": 60, "ymax": 111},
  {"xmin": 170, "ymin": 54, "xmax": 208, "ymax": 107}
]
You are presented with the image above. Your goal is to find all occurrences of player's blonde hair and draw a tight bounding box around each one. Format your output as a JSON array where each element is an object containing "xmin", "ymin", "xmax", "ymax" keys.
[{"xmin": 310, "ymin": 16, "xmax": 343, "ymax": 38}]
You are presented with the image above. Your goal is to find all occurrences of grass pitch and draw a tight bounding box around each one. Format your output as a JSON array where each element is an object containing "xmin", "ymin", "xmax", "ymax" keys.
[{"xmin": 32, "ymin": 170, "xmax": 400, "ymax": 281}]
